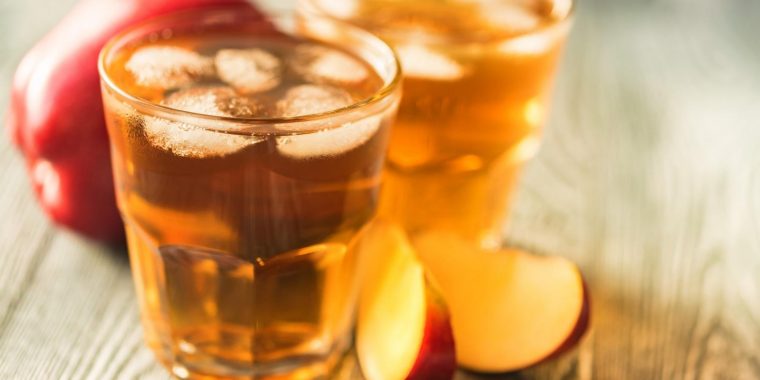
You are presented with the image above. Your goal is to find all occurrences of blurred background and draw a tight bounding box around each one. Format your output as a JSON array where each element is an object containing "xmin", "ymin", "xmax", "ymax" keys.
[{"xmin": 2, "ymin": 0, "xmax": 760, "ymax": 378}]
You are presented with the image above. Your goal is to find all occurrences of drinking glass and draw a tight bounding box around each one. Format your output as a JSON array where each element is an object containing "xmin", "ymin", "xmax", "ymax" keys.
[
  {"xmin": 98, "ymin": 6, "xmax": 401, "ymax": 378},
  {"xmin": 301, "ymin": 0, "xmax": 573, "ymax": 248}
]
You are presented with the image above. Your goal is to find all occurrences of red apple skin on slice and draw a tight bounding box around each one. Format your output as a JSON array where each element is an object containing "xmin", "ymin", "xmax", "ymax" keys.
[
  {"xmin": 545, "ymin": 280, "xmax": 591, "ymax": 362},
  {"xmin": 413, "ymin": 231, "xmax": 589, "ymax": 373},
  {"xmin": 356, "ymin": 221, "xmax": 456, "ymax": 380},
  {"xmin": 407, "ymin": 286, "xmax": 457, "ymax": 380}
]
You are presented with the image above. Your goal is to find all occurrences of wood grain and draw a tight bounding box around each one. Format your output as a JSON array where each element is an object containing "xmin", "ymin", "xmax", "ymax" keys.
[
  {"xmin": 0, "ymin": 0, "xmax": 169, "ymax": 378},
  {"xmin": 1, "ymin": 0, "xmax": 760, "ymax": 378},
  {"xmin": 507, "ymin": 0, "xmax": 760, "ymax": 379}
]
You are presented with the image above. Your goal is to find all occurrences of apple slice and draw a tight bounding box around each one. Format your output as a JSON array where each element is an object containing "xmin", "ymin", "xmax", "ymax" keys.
[
  {"xmin": 356, "ymin": 222, "xmax": 456, "ymax": 380},
  {"xmin": 413, "ymin": 231, "xmax": 590, "ymax": 373}
]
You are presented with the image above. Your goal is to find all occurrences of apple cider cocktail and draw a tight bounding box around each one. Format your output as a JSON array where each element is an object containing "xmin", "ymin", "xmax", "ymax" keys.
[{"xmin": 99, "ymin": 7, "xmax": 400, "ymax": 379}]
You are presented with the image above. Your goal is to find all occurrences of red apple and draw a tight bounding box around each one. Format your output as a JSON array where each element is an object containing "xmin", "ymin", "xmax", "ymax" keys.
[
  {"xmin": 413, "ymin": 231, "xmax": 590, "ymax": 373},
  {"xmin": 6, "ymin": 0, "xmax": 253, "ymax": 243},
  {"xmin": 356, "ymin": 222, "xmax": 456, "ymax": 380}
]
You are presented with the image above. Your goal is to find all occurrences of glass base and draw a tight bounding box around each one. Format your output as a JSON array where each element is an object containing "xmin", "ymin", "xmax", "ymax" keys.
[{"xmin": 149, "ymin": 335, "xmax": 350, "ymax": 379}]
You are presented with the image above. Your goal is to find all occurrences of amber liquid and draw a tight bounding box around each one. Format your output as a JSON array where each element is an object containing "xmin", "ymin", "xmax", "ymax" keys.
[
  {"xmin": 102, "ymin": 29, "xmax": 390, "ymax": 378},
  {"xmin": 328, "ymin": 0, "xmax": 571, "ymax": 246}
]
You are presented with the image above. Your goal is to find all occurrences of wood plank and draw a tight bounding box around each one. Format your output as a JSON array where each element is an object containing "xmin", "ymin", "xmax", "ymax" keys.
[
  {"xmin": 0, "ymin": 233, "xmax": 166, "ymax": 379},
  {"xmin": 506, "ymin": 0, "xmax": 760, "ymax": 379},
  {"xmin": 0, "ymin": 0, "xmax": 167, "ymax": 378},
  {"xmin": 0, "ymin": 0, "xmax": 759, "ymax": 378},
  {"xmin": 0, "ymin": 0, "xmax": 75, "ymax": 371}
]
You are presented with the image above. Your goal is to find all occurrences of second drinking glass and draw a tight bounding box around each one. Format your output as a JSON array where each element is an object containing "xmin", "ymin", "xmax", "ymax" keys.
[{"xmin": 302, "ymin": 0, "xmax": 573, "ymax": 248}]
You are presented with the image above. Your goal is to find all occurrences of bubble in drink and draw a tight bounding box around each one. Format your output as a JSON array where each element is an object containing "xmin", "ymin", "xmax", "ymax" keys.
[
  {"xmin": 275, "ymin": 84, "xmax": 352, "ymax": 118},
  {"xmin": 292, "ymin": 44, "xmax": 369, "ymax": 85},
  {"xmin": 215, "ymin": 48, "xmax": 281, "ymax": 94},
  {"xmin": 276, "ymin": 115, "xmax": 381, "ymax": 159},
  {"xmin": 143, "ymin": 86, "xmax": 260, "ymax": 157},
  {"xmin": 395, "ymin": 44, "xmax": 466, "ymax": 81},
  {"xmin": 125, "ymin": 46, "xmax": 214, "ymax": 89}
]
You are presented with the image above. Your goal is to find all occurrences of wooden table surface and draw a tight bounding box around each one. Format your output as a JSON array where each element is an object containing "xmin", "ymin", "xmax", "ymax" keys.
[{"xmin": 3, "ymin": 0, "xmax": 760, "ymax": 379}]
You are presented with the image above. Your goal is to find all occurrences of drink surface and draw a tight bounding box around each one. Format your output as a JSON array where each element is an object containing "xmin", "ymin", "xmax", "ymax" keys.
[
  {"xmin": 102, "ymin": 20, "xmax": 391, "ymax": 378},
  {"xmin": 309, "ymin": 0, "xmax": 571, "ymax": 246}
]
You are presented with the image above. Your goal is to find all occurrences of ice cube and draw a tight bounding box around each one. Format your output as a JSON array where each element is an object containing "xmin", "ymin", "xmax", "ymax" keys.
[
  {"xmin": 215, "ymin": 48, "xmax": 281, "ymax": 94},
  {"xmin": 292, "ymin": 44, "xmax": 369, "ymax": 85},
  {"xmin": 497, "ymin": 22, "xmax": 569, "ymax": 55},
  {"xmin": 125, "ymin": 46, "xmax": 214, "ymax": 89},
  {"xmin": 550, "ymin": 0, "xmax": 572, "ymax": 19},
  {"xmin": 276, "ymin": 114, "xmax": 382, "ymax": 159},
  {"xmin": 142, "ymin": 86, "xmax": 261, "ymax": 158},
  {"xmin": 310, "ymin": 0, "xmax": 358, "ymax": 18},
  {"xmin": 395, "ymin": 44, "xmax": 466, "ymax": 81},
  {"xmin": 163, "ymin": 86, "xmax": 257, "ymax": 117},
  {"xmin": 275, "ymin": 84, "xmax": 352, "ymax": 118},
  {"xmin": 479, "ymin": 1, "xmax": 541, "ymax": 33}
]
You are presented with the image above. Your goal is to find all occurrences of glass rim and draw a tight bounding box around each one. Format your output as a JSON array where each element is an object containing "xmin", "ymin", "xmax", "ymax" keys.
[
  {"xmin": 299, "ymin": 0, "xmax": 575, "ymax": 45},
  {"xmin": 97, "ymin": 5, "xmax": 402, "ymax": 130}
]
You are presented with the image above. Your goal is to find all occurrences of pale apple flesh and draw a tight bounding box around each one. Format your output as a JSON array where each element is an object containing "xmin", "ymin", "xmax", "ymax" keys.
[
  {"xmin": 356, "ymin": 222, "xmax": 456, "ymax": 380},
  {"xmin": 413, "ymin": 231, "xmax": 589, "ymax": 373}
]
